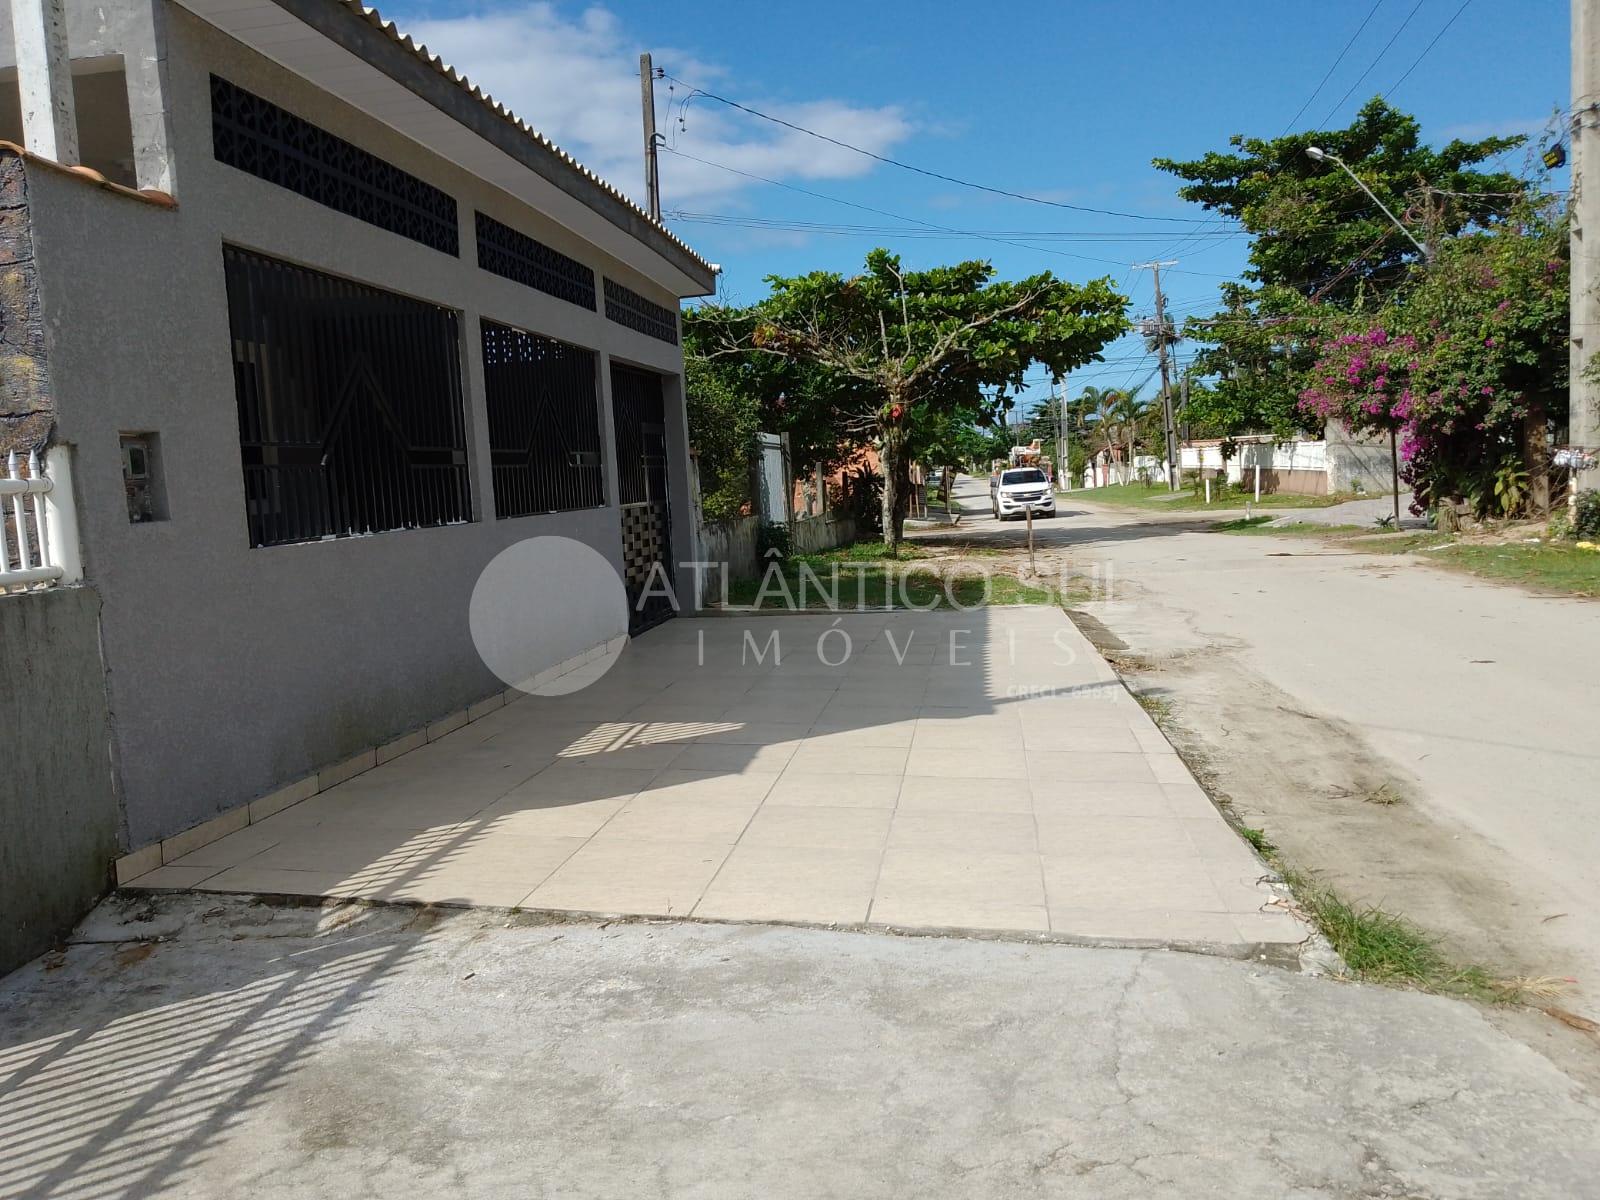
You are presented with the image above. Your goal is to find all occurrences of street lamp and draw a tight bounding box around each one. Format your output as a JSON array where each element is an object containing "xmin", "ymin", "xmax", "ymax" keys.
[{"xmin": 1305, "ymin": 146, "xmax": 1430, "ymax": 261}]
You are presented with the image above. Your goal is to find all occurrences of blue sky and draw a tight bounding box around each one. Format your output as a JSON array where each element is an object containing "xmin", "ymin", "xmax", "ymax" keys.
[{"xmin": 391, "ymin": 1, "xmax": 1569, "ymax": 416}]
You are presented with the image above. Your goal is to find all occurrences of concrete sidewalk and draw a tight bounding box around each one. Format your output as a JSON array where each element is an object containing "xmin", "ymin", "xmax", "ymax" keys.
[
  {"xmin": 124, "ymin": 609, "xmax": 1302, "ymax": 948},
  {"xmin": 2, "ymin": 894, "xmax": 1594, "ymax": 1200}
]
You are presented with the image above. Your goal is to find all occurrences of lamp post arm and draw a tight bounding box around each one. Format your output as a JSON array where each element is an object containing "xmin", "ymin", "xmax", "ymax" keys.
[{"xmin": 1328, "ymin": 154, "xmax": 1431, "ymax": 261}]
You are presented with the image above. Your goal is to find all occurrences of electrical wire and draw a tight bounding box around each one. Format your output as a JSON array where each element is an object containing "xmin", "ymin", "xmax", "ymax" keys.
[
  {"xmin": 1382, "ymin": 0, "xmax": 1474, "ymax": 100},
  {"xmin": 659, "ymin": 148, "xmax": 1243, "ymax": 277},
  {"xmin": 662, "ymin": 212, "xmax": 1241, "ymax": 241},
  {"xmin": 665, "ymin": 75, "xmax": 1221, "ymax": 225},
  {"xmin": 1280, "ymin": 0, "xmax": 1387, "ymax": 135},
  {"xmin": 1320, "ymin": 0, "xmax": 1428, "ymax": 126}
]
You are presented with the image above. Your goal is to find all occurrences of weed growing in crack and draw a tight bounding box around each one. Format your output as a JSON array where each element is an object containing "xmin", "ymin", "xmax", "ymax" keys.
[
  {"xmin": 1240, "ymin": 827, "xmax": 1275, "ymax": 854},
  {"xmin": 1134, "ymin": 692, "xmax": 1174, "ymax": 728},
  {"xmin": 1277, "ymin": 867, "xmax": 1542, "ymax": 1004}
]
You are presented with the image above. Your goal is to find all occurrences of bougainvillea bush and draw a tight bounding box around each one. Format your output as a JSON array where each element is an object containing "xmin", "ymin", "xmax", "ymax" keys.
[{"xmin": 1299, "ymin": 202, "xmax": 1568, "ymax": 516}]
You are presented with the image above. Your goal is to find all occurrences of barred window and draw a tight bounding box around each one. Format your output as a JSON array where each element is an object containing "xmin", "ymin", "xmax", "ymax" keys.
[
  {"xmin": 603, "ymin": 278, "xmax": 679, "ymax": 344},
  {"xmin": 475, "ymin": 212, "xmax": 596, "ymax": 310},
  {"xmin": 211, "ymin": 75, "xmax": 459, "ymax": 256},
  {"xmin": 481, "ymin": 321, "xmax": 605, "ymax": 517},
  {"xmin": 224, "ymin": 248, "xmax": 471, "ymax": 548}
]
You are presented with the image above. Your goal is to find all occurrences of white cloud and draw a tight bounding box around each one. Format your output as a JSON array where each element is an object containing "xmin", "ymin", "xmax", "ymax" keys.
[
  {"xmin": 1437, "ymin": 116, "xmax": 1554, "ymax": 143},
  {"xmin": 404, "ymin": 3, "xmax": 912, "ymax": 209}
]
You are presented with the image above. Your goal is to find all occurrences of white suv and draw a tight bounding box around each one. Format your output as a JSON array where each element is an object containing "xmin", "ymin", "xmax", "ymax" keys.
[{"xmin": 991, "ymin": 467, "xmax": 1056, "ymax": 520}]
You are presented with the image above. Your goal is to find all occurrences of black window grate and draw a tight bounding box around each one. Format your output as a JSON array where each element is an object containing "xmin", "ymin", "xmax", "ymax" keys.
[
  {"xmin": 604, "ymin": 278, "xmax": 679, "ymax": 344},
  {"xmin": 224, "ymin": 247, "xmax": 472, "ymax": 548},
  {"xmin": 481, "ymin": 320, "xmax": 605, "ymax": 518},
  {"xmin": 211, "ymin": 75, "xmax": 459, "ymax": 256},
  {"xmin": 475, "ymin": 212, "xmax": 596, "ymax": 310},
  {"xmin": 611, "ymin": 362, "xmax": 667, "ymax": 508}
]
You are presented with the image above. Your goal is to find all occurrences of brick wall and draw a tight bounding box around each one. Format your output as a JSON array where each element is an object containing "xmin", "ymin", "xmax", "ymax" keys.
[{"xmin": 0, "ymin": 151, "xmax": 51, "ymax": 458}]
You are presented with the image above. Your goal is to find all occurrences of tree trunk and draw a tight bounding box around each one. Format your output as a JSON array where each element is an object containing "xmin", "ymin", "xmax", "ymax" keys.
[
  {"xmin": 1524, "ymin": 399, "xmax": 1550, "ymax": 515},
  {"xmin": 880, "ymin": 422, "xmax": 903, "ymax": 556}
]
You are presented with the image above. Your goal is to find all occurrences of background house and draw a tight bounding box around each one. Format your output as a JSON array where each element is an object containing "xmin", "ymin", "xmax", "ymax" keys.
[{"xmin": 0, "ymin": 0, "xmax": 715, "ymax": 970}]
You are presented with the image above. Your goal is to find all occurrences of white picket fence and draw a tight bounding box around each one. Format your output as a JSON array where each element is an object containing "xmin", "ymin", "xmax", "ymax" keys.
[{"xmin": 1, "ymin": 449, "xmax": 80, "ymax": 594}]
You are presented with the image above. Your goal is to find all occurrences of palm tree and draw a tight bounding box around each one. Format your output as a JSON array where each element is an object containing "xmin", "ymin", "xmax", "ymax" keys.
[
  {"xmin": 1085, "ymin": 386, "xmax": 1124, "ymax": 484},
  {"xmin": 1115, "ymin": 390, "xmax": 1153, "ymax": 484}
]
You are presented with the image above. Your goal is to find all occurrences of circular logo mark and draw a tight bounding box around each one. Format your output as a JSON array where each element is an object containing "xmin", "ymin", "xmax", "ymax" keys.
[{"xmin": 469, "ymin": 536, "xmax": 629, "ymax": 696}]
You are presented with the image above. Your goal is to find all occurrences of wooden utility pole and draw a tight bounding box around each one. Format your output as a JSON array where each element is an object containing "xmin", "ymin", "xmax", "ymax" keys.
[
  {"xmin": 639, "ymin": 53, "xmax": 662, "ymax": 221},
  {"xmin": 1134, "ymin": 260, "xmax": 1180, "ymax": 490},
  {"xmin": 1571, "ymin": 0, "xmax": 1600, "ymax": 489}
]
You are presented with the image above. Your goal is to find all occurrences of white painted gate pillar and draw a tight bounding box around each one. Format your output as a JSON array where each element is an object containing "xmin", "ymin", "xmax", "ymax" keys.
[{"xmin": 8, "ymin": 0, "xmax": 79, "ymax": 164}]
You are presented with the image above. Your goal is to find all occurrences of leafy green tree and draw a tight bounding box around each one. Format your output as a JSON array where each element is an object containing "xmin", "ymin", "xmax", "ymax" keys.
[
  {"xmin": 683, "ymin": 355, "xmax": 761, "ymax": 522},
  {"xmin": 1300, "ymin": 199, "xmax": 1569, "ymax": 516},
  {"xmin": 689, "ymin": 249, "xmax": 1126, "ymax": 553},
  {"xmin": 1155, "ymin": 99, "xmax": 1533, "ymax": 442},
  {"xmin": 1155, "ymin": 98, "xmax": 1526, "ymax": 299},
  {"xmin": 913, "ymin": 404, "xmax": 994, "ymax": 502}
]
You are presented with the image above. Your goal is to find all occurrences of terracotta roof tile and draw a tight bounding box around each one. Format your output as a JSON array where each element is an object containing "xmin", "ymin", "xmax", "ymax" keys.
[{"xmin": 0, "ymin": 141, "xmax": 178, "ymax": 208}]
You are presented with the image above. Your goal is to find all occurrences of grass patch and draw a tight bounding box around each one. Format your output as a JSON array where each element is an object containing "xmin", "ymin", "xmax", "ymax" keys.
[
  {"xmin": 1211, "ymin": 517, "xmax": 1368, "ymax": 537},
  {"xmin": 1077, "ymin": 482, "xmax": 1353, "ymax": 513},
  {"xmin": 1350, "ymin": 534, "xmax": 1600, "ymax": 597},
  {"xmin": 805, "ymin": 540, "xmax": 929, "ymax": 562},
  {"xmin": 1278, "ymin": 868, "xmax": 1527, "ymax": 1002},
  {"xmin": 724, "ymin": 555, "xmax": 1056, "ymax": 610},
  {"xmin": 1239, "ymin": 827, "xmax": 1274, "ymax": 854}
]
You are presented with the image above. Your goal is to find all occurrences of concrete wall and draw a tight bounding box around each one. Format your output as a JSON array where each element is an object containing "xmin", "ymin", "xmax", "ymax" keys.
[
  {"xmin": 25, "ymin": 5, "xmax": 699, "ymax": 848},
  {"xmin": 697, "ymin": 515, "xmax": 761, "ymax": 607},
  {"xmin": 1325, "ymin": 420, "xmax": 1396, "ymax": 494},
  {"xmin": 792, "ymin": 513, "xmax": 859, "ymax": 556},
  {"xmin": 0, "ymin": 585, "xmax": 118, "ymax": 974}
]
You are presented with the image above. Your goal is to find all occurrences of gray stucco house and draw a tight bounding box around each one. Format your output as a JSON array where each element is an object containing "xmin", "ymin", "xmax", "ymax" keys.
[{"xmin": 1, "ymin": 0, "xmax": 716, "ymax": 963}]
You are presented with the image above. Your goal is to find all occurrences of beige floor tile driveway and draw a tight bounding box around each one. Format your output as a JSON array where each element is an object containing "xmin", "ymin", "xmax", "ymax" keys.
[{"xmin": 129, "ymin": 609, "xmax": 1307, "ymax": 948}]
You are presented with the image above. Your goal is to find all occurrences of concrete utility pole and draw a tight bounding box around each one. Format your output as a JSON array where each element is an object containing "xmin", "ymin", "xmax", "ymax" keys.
[
  {"xmin": 9, "ymin": 0, "xmax": 79, "ymax": 164},
  {"xmin": 1572, "ymin": 0, "xmax": 1600, "ymax": 487},
  {"xmin": 1180, "ymin": 370, "xmax": 1191, "ymax": 449},
  {"xmin": 639, "ymin": 53, "xmax": 662, "ymax": 221},
  {"xmin": 1134, "ymin": 260, "xmax": 1180, "ymax": 490}
]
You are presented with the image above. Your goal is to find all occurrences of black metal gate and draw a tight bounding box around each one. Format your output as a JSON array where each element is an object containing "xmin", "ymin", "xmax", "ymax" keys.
[{"xmin": 611, "ymin": 363, "xmax": 674, "ymax": 635}]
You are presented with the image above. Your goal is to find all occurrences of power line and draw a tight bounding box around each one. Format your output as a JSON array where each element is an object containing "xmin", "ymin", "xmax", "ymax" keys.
[
  {"xmin": 667, "ymin": 76, "xmax": 1220, "ymax": 225},
  {"xmin": 659, "ymin": 149, "xmax": 1244, "ymax": 277},
  {"xmin": 664, "ymin": 210, "xmax": 1247, "ymax": 275},
  {"xmin": 1383, "ymin": 0, "xmax": 1474, "ymax": 100},
  {"xmin": 1281, "ymin": 0, "xmax": 1387, "ymax": 135},
  {"xmin": 660, "ymin": 148, "xmax": 1134, "ymax": 270},
  {"xmin": 662, "ymin": 212, "xmax": 1242, "ymax": 241},
  {"xmin": 1321, "ymin": 0, "xmax": 1428, "ymax": 126}
]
